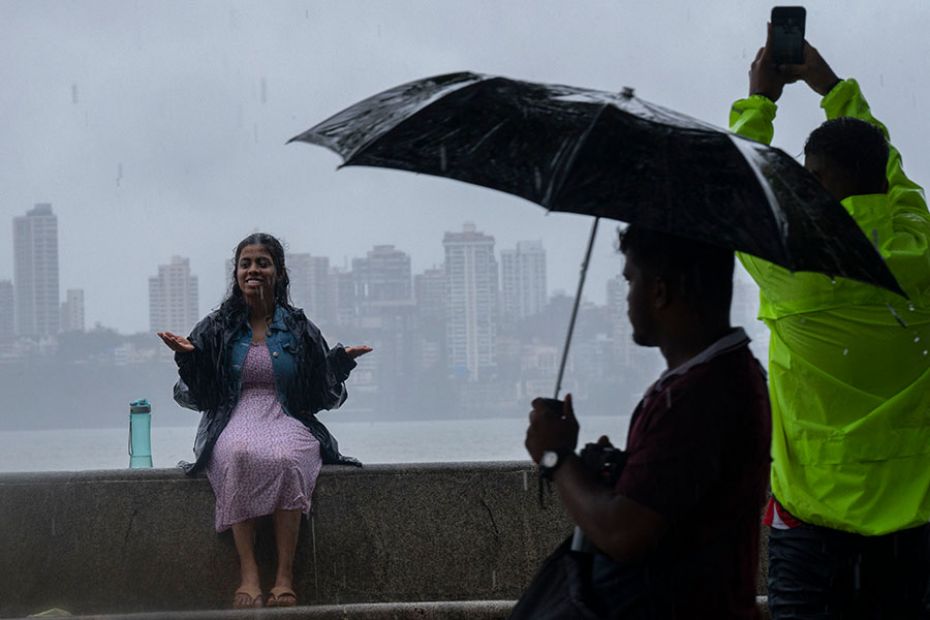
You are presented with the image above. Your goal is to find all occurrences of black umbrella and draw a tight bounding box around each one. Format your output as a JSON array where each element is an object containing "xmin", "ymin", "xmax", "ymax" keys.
[{"xmin": 290, "ymin": 72, "xmax": 905, "ymax": 393}]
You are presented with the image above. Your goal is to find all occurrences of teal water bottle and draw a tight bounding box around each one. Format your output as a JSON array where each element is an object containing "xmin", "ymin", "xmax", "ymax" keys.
[{"xmin": 128, "ymin": 399, "xmax": 153, "ymax": 468}]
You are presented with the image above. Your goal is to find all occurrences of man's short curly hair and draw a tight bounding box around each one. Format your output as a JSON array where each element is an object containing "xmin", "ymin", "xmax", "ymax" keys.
[{"xmin": 804, "ymin": 117, "xmax": 889, "ymax": 195}]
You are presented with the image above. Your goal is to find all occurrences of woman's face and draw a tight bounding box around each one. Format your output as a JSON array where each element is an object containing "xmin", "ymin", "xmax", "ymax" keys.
[{"xmin": 236, "ymin": 244, "xmax": 277, "ymax": 304}]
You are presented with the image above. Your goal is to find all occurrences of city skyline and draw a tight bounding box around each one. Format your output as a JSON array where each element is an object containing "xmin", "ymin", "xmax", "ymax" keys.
[
  {"xmin": 5, "ymin": 203, "xmax": 624, "ymax": 337},
  {"xmin": 4, "ymin": 203, "xmax": 767, "ymax": 343}
]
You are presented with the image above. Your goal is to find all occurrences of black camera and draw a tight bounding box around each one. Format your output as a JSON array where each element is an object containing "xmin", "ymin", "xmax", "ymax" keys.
[{"xmin": 579, "ymin": 442, "xmax": 627, "ymax": 486}]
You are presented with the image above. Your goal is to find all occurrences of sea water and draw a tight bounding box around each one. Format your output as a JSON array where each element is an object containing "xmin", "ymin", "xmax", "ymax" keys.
[{"xmin": 0, "ymin": 415, "xmax": 629, "ymax": 473}]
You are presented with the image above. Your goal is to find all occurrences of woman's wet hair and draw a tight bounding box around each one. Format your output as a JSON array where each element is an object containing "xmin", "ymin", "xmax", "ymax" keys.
[
  {"xmin": 219, "ymin": 233, "xmax": 292, "ymax": 318},
  {"xmin": 805, "ymin": 117, "xmax": 889, "ymax": 195},
  {"xmin": 619, "ymin": 224, "xmax": 734, "ymax": 317}
]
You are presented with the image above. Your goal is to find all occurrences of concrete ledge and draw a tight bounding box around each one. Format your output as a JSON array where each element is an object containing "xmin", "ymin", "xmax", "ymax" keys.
[
  {"xmin": 1, "ymin": 465, "xmax": 772, "ymax": 619},
  {"xmin": 1, "ymin": 464, "xmax": 570, "ymax": 618},
  {"xmin": 8, "ymin": 600, "xmax": 517, "ymax": 620},
  {"xmin": 6, "ymin": 599, "xmax": 772, "ymax": 620}
]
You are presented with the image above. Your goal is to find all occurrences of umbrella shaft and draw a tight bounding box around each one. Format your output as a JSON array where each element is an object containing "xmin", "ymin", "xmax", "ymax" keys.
[{"xmin": 554, "ymin": 217, "xmax": 600, "ymax": 399}]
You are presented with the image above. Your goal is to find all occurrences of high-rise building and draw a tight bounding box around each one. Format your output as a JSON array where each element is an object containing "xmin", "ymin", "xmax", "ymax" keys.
[
  {"xmin": 443, "ymin": 223, "xmax": 499, "ymax": 381},
  {"xmin": 13, "ymin": 203, "xmax": 59, "ymax": 338},
  {"xmin": 414, "ymin": 266, "xmax": 446, "ymax": 323},
  {"xmin": 351, "ymin": 246, "xmax": 416, "ymax": 413},
  {"xmin": 500, "ymin": 240, "xmax": 547, "ymax": 323},
  {"xmin": 149, "ymin": 257, "xmax": 199, "ymax": 335},
  {"xmin": 60, "ymin": 288, "xmax": 85, "ymax": 333},
  {"xmin": 413, "ymin": 266, "xmax": 447, "ymax": 379},
  {"xmin": 353, "ymin": 245, "xmax": 412, "ymax": 304},
  {"xmin": 288, "ymin": 253, "xmax": 332, "ymax": 324},
  {"xmin": 329, "ymin": 267, "xmax": 358, "ymax": 327},
  {"xmin": 0, "ymin": 281, "xmax": 14, "ymax": 342}
]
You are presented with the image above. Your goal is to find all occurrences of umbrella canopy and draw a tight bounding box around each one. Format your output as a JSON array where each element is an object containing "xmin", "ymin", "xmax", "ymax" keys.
[{"xmin": 290, "ymin": 71, "xmax": 905, "ymax": 297}]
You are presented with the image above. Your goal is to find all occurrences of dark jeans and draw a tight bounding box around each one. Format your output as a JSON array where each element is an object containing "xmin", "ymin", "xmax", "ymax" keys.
[{"xmin": 768, "ymin": 523, "xmax": 930, "ymax": 619}]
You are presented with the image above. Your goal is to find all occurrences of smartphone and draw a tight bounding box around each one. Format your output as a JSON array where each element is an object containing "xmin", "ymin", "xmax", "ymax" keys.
[{"xmin": 771, "ymin": 6, "xmax": 806, "ymax": 65}]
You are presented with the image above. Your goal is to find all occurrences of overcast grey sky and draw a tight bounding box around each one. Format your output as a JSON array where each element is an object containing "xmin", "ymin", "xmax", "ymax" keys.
[{"xmin": 2, "ymin": 0, "xmax": 929, "ymax": 333}]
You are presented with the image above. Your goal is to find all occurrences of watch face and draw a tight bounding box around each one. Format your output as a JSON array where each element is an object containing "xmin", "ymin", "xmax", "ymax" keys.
[{"xmin": 541, "ymin": 451, "xmax": 559, "ymax": 468}]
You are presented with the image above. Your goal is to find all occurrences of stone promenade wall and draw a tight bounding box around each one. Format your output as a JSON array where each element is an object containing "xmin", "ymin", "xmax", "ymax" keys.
[{"xmin": 0, "ymin": 463, "xmax": 571, "ymax": 618}]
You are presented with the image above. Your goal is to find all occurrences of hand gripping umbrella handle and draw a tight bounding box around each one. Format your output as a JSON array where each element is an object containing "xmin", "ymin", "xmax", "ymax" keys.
[{"xmin": 554, "ymin": 217, "xmax": 600, "ymax": 399}]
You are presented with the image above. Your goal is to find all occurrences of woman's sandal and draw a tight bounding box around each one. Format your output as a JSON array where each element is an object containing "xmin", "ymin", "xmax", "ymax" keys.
[
  {"xmin": 232, "ymin": 589, "xmax": 265, "ymax": 609},
  {"xmin": 266, "ymin": 587, "xmax": 298, "ymax": 607}
]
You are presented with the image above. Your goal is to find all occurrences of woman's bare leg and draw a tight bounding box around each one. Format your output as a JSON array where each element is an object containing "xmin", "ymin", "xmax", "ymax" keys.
[
  {"xmin": 270, "ymin": 509, "xmax": 301, "ymax": 604},
  {"xmin": 231, "ymin": 518, "xmax": 262, "ymax": 606}
]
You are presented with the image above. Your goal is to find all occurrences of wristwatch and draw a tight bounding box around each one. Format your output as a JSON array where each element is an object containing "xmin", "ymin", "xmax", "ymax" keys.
[{"xmin": 539, "ymin": 450, "xmax": 565, "ymax": 480}]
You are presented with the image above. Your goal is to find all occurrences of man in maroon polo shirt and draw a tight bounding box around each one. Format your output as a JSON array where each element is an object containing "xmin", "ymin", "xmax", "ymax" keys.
[{"xmin": 522, "ymin": 225, "xmax": 771, "ymax": 619}]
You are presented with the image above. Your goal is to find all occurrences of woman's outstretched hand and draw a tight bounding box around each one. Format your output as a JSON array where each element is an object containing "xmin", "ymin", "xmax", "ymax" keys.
[
  {"xmin": 344, "ymin": 345, "xmax": 373, "ymax": 360},
  {"xmin": 157, "ymin": 331, "xmax": 195, "ymax": 353}
]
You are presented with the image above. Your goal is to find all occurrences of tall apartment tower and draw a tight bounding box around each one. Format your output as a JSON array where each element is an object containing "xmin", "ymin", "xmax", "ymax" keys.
[
  {"xmin": 13, "ymin": 203, "xmax": 59, "ymax": 338},
  {"xmin": 353, "ymin": 245, "xmax": 413, "ymax": 304},
  {"xmin": 413, "ymin": 266, "xmax": 448, "ymax": 373},
  {"xmin": 0, "ymin": 281, "xmax": 14, "ymax": 342},
  {"xmin": 414, "ymin": 266, "xmax": 447, "ymax": 323},
  {"xmin": 329, "ymin": 267, "xmax": 358, "ymax": 327},
  {"xmin": 288, "ymin": 253, "xmax": 332, "ymax": 324},
  {"xmin": 500, "ymin": 240, "xmax": 547, "ymax": 322},
  {"xmin": 442, "ymin": 223, "xmax": 499, "ymax": 381},
  {"xmin": 149, "ymin": 257, "xmax": 199, "ymax": 335},
  {"xmin": 351, "ymin": 246, "xmax": 416, "ymax": 415},
  {"xmin": 60, "ymin": 288, "xmax": 85, "ymax": 333}
]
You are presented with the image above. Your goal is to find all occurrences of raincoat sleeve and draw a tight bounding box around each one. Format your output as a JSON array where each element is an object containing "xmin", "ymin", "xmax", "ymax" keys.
[
  {"xmin": 821, "ymin": 79, "xmax": 928, "ymax": 218},
  {"xmin": 728, "ymin": 95, "xmax": 782, "ymax": 293},
  {"xmin": 728, "ymin": 94, "xmax": 778, "ymax": 145},
  {"xmin": 172, "ymin": 316, "xmax": 222, "ymax": 413},
  {"xmin": 304, "ymin": 328, "xmax": 357, "ymax": 414}
]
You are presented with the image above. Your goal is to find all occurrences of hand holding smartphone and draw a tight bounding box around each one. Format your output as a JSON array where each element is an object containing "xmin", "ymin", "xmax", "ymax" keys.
[{"xmin": 770, "ymin": 6, "xmax": 806, "ymax": 65}]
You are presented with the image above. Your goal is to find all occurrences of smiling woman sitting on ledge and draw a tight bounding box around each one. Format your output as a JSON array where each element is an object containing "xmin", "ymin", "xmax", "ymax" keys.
[{"xmin": 157, "ymin": 232, "xmax": 371, "ymax": 609}]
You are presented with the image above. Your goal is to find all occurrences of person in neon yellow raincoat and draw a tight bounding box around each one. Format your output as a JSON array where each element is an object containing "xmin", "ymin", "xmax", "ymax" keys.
[{"xmin": 730, "ymin": 30, "xmax": 930, "ymax": 619}]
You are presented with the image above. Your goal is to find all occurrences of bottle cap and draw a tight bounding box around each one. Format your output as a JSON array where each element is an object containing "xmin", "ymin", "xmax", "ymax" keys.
[{"xmin": 130, "ymin": 399, "xmax": 151, "ymax": 414}]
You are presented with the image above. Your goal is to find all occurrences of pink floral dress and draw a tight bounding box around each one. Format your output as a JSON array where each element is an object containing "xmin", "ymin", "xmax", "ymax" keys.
[{"xmin": 206, "ymin": 342, "xmax": 322, "ymax": 532}]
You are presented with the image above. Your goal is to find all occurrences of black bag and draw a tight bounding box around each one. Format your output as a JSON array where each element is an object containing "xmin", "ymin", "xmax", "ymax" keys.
[
  {"xmin": 513, "ymin": 442, "xmax": 669, "ymax": 619},
  {"xmin": 510, "ymin": 536, "xmax": 669, "ymax": 620},
  {"xmin": 509, "ymin": 536, "xmax": 602, "ymax": 620}
]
